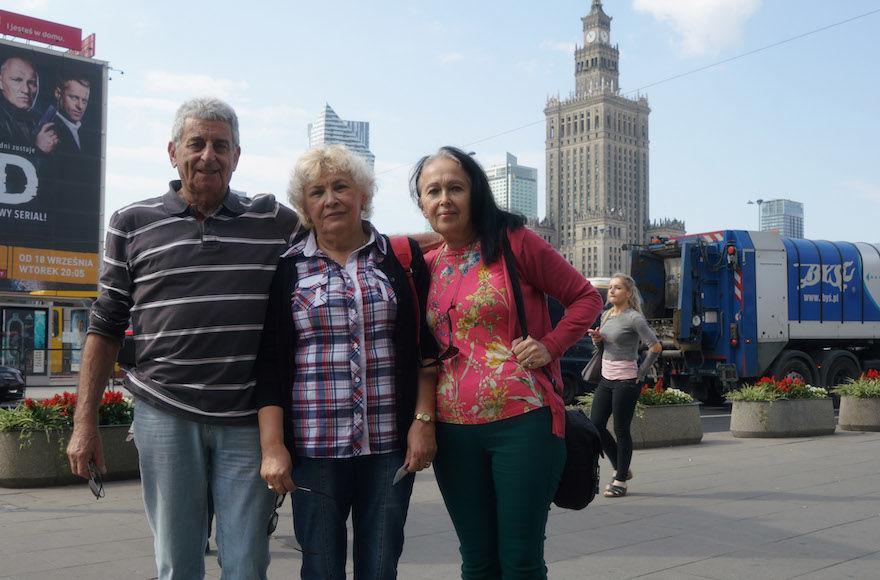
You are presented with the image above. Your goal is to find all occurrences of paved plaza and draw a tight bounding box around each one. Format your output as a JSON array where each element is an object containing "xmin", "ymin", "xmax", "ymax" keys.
[{"xmin": 1, "ymin": 428, "xmax": 878, "ymax": 579}]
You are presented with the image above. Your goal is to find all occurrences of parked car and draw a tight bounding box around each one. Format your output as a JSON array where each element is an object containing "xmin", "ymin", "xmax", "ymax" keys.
[
  {"xmin": 0, "ymin": 365, "xmax": 25, "ymax": 405},
  {"xmin": 548, "ymin": 298, "xmax": 600, "ymax": 404}
]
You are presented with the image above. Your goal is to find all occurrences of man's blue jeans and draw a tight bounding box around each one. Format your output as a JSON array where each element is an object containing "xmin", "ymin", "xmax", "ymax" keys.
[
  {"xmin": 292, "ymin": 450, "xmax": 415, "ymax": 580},
  {"xmin": 133, "ymin": 401, "xmax": 275, "ymax": 580}
]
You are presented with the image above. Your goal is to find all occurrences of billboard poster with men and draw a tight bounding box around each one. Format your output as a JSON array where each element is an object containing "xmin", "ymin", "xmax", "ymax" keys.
[{"xmin": 0, "ymin": 39, "xmax": 104, "ymax": 293}]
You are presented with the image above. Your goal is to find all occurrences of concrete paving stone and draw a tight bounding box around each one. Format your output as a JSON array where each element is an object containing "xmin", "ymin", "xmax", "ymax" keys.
[
  {"xmin": 747, "ymin": 504, "xmax": 879, "ymax": 538},
  {"xmin": 638, "ymin": 570, "xmax": 717, "ymax": 580},
  {"xmin": 638, "ymin": 509, "xmax": 801, "ymax": 547},
  {"xmin": 796, "ymin": 514, "xmax": 880, "ymax": 553},
  {"xmin": 545, "ymin": 523, "xmax": 680, "ymax": 560},
  {"xmin": 397, "ymin": 529, "xmax": 462, "ymax": 565},
  {"xmin": 395, "ymin": 562, "xmax": 462, "ymax": 579},
  {"xmin": 0, "ymin": 551, "xmax": 58, "ymax": 578},
  {"xmin": 792, "ymin": 549, "xmax": 880, "ymax": 579},
  {"xmin": 546, "ymin": 505, "xmax": 672, "ymax": 535},
  {"xmin": 546, "ymin": 534, "xmax": 735, "ymax": 579},
  {"xmin": 672, "ymin": 543, "xmax": 875, "ymax": 580},
  {"xmin": 765, "ymin": 529, "xmax": 876, "ymax": 563},
  {"xmin": 11, "ymin": 555, "xmax": 158, "ymax": 580},
  {"xmin": 2, "ymin": 523, "xmax": 152, "ymax": 553},
  {"xmin": 25, "ymin": 537, "xmax": 156, "ymax": 570}
]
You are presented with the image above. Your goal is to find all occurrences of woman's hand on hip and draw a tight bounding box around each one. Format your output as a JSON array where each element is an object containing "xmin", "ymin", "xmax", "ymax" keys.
[
  {"xmin": 511, "ymin": 336, "xmax": 551, "ymax": 369},
  {"xmin": 404, "ymin": 419, "xmax": 437, "ymax": 473},
  {"xmin": 260, "ymin": 442, "xmax": 296, "ymax": 493}
]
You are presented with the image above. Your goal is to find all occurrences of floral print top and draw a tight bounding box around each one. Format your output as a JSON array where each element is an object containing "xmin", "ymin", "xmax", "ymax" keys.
[{"xmin": 427, "ymin": 242, "xmax": 544, "ymax": 424}]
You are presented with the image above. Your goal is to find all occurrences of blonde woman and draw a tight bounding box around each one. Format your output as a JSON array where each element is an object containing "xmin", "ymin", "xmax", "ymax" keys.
[{"xmin": 587, "ymin": 273, "xmax": 661, "ymax": 498}]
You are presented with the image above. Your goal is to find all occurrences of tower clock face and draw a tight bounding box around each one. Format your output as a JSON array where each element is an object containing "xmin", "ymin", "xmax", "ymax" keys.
[
  {"xmin": 600, "ymin": 30, "xmax": 609, "ymax": 43},
  {"xmin": 586, "ymin": 30, "xmax": 596, "ymax": 43}
]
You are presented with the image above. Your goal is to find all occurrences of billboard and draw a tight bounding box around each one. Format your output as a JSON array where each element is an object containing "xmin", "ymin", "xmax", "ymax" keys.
[
  {"xmin": 0, "ymin": 39, "xmax": 105, "ymax": 293},
  {"xmin": 0, "ymin": 11, "xmax": 82, "ymax": 51}
]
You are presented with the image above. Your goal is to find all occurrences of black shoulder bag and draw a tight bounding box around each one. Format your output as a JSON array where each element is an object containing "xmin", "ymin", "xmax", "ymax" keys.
[{"xmin": 501, "ymin": 232, "xmax": 603, "ymax": 510}]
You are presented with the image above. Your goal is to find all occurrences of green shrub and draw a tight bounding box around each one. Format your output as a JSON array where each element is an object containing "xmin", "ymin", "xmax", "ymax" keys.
[
  {"xmin": 0, "ymin": 390, "xmax": 133, "ymax": 448},
  {"xmin": 832, "ymin": 370, "xmax": 880, "ymax": 398},
  {"xmin": 727, "ymin": 377, "xmax": 828, "ymax": 402}
]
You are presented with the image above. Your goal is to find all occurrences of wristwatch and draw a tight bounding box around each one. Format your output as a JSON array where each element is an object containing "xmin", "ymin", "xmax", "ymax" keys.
[{"xmin": 414, "ymin": 411, "xmax": 434, "ymax": 423}]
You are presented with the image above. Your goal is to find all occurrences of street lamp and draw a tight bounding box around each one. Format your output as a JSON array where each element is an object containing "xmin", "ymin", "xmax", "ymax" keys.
[{"xmin": 747, "ymin": 198, "xmax": 764, "ymax": 231}]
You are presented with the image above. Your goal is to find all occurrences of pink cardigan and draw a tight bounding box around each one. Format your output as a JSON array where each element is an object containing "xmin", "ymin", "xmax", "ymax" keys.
[{"xmin": 427, "ymin": 227, "xmax": 604, "ymax": 437}]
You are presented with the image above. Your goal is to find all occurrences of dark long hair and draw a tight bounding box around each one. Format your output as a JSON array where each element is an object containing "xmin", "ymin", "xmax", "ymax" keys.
[{"xmin": 409, "ymin": 146, "xmax": 526, "ymax": 264}]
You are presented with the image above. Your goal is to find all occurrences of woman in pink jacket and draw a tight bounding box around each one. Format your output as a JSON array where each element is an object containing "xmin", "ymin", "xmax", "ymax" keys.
[{"xmin": 410, "ymin": 146, "xmax": 604, "ymax": 579}]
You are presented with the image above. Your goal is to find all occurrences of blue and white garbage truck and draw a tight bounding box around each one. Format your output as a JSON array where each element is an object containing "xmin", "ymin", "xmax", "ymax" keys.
[{"xmin": 630, "ymin": 230, "xmax": 880, "ymax": 402}]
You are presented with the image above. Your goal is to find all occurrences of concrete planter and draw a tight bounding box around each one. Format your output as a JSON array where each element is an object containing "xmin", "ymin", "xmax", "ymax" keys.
[
  {"xmin": 575, "ymin": 403, "xmax": 703, "ymax": 449},
  {"xmin": 628, "ymin": 404, "xmax": 703, "ymax": 449},
  {"xmin": 0, "ymin": 425, "xmax": 139, "ymax": 488},
  {"xmin": 837, "ymin": 396, "xmax": 880, "ymax": 432},
  {"xmin": 731, "ymin": 399, "xmax": 835, "ymax": 438}
]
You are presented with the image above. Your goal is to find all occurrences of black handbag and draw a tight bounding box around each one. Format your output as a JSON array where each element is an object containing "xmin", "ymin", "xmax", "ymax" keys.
[{"xmin": 501, "ymin": 232, "xmax": 603, "ymax": 510}]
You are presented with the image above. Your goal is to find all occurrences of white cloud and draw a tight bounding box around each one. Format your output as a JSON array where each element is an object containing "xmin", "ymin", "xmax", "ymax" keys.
[
  {"xmin": 541, "ymin": 39, "xmax": 576, "ymax": 54},
  {"xmin": 633, "ymin": 0, "xmax": 761, "ymax": 56},
  {"xmin": 438, "ymin": 52, "xmax": 464, "ymax": 65},
  {"xmin": 142, "ymin": 71, "xmax": 250, "ymax": 99}
]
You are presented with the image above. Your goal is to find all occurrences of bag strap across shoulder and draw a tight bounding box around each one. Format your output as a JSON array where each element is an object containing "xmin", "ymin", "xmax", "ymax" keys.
[
  {"xmin": 501, "ymin": 230, "xmax": 556, "ymax": 388},
  {"xmin": 390, "ymin": 235, "xmax": 420, "ymax": 345},
  {"xmin": 501, "ymin": 232, "xmax": 529, "ymax": 340}
]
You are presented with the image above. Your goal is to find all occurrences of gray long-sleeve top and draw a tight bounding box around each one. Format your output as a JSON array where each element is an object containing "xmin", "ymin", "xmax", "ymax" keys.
[{"xmin": 599, "ymin": 309, "xmax": 659, "ymax": 380}]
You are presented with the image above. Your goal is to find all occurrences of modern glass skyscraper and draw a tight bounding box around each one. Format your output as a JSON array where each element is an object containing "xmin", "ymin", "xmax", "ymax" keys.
[
  {"xmin": 761, "ymin": 199, "xmax": 804, "ymax": 238},
  {"xmin": 307, "ymin": 103, "xmax": 375, "ymax": 169},
  {"xmin": 486, "ymin": 153, "xmax": 538, "ymax": 219}
]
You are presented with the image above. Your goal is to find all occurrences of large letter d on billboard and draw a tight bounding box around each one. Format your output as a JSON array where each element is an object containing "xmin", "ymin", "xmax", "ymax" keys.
[{"xmin": 0, "ymin": 153, "xmax": 39, "ymax": 205}]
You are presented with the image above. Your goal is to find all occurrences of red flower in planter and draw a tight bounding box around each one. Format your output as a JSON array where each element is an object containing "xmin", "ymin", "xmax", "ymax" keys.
[{"xmin": 865, "ymin": 369, "xmax": 880, "ymax": 380}]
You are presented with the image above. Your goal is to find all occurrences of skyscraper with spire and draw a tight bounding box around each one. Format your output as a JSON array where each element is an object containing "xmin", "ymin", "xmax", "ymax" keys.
[
  {"xmin": 544, "ymin": 0, "xmax": 650, "ymax": 276},
  {"xmin": 308, "ymin": 103, "xmax": 375, "ymax": 169}
]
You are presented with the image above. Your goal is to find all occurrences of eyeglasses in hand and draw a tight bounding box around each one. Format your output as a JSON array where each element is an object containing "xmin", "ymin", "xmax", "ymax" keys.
[
  {"xmin": 423, "ymin": 304, "xmax": 459, "ymax": 367},
  {"xmin": 267, "ymin": 492, "xmax": 286, "ymax": 536},
  {"xmin": 87, "ymin": 461, "xmax": 104, "ymax": 500}
]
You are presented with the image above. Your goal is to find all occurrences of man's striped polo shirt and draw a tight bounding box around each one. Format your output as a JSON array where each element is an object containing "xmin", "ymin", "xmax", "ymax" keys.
[{"xmin": 88, "ymin": 181, "xmax": 300, "ymax": 423}]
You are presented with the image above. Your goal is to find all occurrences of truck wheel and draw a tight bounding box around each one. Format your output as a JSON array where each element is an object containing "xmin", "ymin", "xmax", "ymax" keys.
[
  {"xmin": 818, "ymin": 351, "xmax": 859, "ymax": 388},
  {"xmin": 769, "ymin": 350, "xmax": 817, "ymax": 385}
]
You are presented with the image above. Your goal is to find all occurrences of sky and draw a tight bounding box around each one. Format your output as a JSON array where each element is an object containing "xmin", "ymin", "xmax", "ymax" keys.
[{"xmin": 6, "ymin": 0, "xmax": 880, "ymax": 242}]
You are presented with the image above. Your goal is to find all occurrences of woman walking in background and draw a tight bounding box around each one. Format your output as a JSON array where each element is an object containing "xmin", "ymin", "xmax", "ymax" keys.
[
  {"xmin": 588, "ymin": 273, "xmax": 661, "ymax": 498},
  {"xmin": 410, "ymin": 146, "xmax": 603, "ymax": 579}
]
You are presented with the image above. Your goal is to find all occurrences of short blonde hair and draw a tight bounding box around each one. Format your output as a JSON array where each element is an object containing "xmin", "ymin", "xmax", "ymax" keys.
[{"xmin": 288, "ymin": 144, "xmax": 375, "ymax": 228}]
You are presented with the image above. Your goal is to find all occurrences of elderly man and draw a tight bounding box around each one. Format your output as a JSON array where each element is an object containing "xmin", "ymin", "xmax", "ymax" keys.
[
  {"xmin": 0, "ymin": 56, "xmax": 58, "ymax": 152},
  {"xmin": 67, "ymin": 97, "xmax": 300, "ymax": 580}
]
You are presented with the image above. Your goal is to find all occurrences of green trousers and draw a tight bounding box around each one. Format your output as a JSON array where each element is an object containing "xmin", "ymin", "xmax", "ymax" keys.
[{"xmin": 434, "ymin": 407, "xmax": 567, "ymax": 580}]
